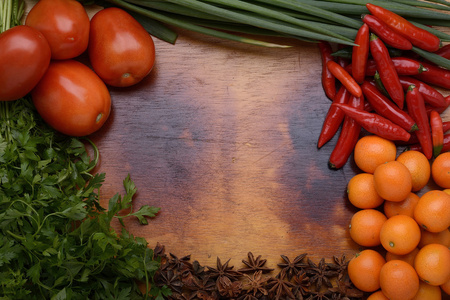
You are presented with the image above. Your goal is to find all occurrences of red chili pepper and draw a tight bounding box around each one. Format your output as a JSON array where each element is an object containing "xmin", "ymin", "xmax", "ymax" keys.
[
  {"xmin": 318, "ymin": 41, "xmax": 336, "ymax": 100},
  {"xmin": 395, "ymin": 132, "xmax": 420, "ymax": 146},
  {"xmin": 398, "ymin": 76, "xmax": 447, "ymax": 108},
  {"xmin": 414, "ymin": 62, "xmax": 450, "ymax": 90},
  {"xmin": 328, "ymin": 95, "xmax": 364, "ymax": 169},
  {"xmin": 444, "ymin": 121, "xmax": 450, "ymax": 133},
  {"xmin": 426, "ymin": 104, "xmax": 449, "ymax": 115},
  {"xmin": 333, "ymin": 103, "xmax": 411, "ymax": 141},
  {"xmin": 429, "ymin": 110, "xmax": 444, "ymax": 158},
  {"xmin": 408, "ymin": 133, "xmax": 450, "ymax": 153},
  {"xmin": 373, "ymin": 71, "xmax": 391, "ymax": 99},
  {"xmin": 346, "ymin": 57, "xmax": 427, "ymax": 77},
  {"xmin": 366, "ymin": 3, "xmax": 441, "ymax": 52},
  {"xmin": 326, "ymin": 60, "xmax": 362, "ymax": 98},
  {"xmin": 361, "ymin": 80, "xmax": 417, "ymax": 133},
  {"xmin": 317, "ymin": 85, "xmax": 351, "ymax": 148},
  {"xmin": 352, "ymin": 23, "xmax": 370, "ymax": 84},
  {"xmin": 405, "ymin": 84, "xmax": 433, "ymax": 159},
  {"xmin": 435, "ymin": 44, "xmax": 450, "ymax": 60},
  {"xmin": 361, "ymin": 14, "xmax": 412, "ymax": 50},
  {"xmin": 369, "ymin": 33, "xmax": 404, "ymax": 109},
  {"xmin": 443, "ymin": 134, "xmax": 450, "ymax": 152}
]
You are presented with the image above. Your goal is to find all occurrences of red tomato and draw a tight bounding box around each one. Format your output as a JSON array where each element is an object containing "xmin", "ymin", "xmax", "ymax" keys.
[
  {"xmin": 25, "ymin": 0, "xmax": 90, "ymax": 60},
  {"xmin": 88, "ymin": 7, "xmax": 155, "ymax": 87},
  {"xmin": 0, "ymin": 25, "xmax": 51, "ymax": 101},
  {"xmin": 31, "ymin": 60, "xmax": 111, "ymax": 137}
]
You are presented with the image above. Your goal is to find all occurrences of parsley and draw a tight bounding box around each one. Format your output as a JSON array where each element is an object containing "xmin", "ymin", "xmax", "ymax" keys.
[
  {"xmin": 1, "ymin": 2, "xmax": 168, "ymax": 298},
  {"xmin": 0, "ymin": 95, "xmax": 166, "ymax": 299}
]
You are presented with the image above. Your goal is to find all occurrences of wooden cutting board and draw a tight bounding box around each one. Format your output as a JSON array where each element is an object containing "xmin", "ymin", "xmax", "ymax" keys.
[{"xmin": 25, "ymin": 0, "xmax": 450, "ymax": 282}]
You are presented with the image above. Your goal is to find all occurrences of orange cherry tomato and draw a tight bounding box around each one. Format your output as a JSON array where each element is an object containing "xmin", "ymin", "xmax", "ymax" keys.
[
  {"xmin": 31, "ymin": 60, "xmax": 111, "ymax": 137},
  {"xmin": 88, "ymin": 7, "xmax": 156, "ymax": 87}
]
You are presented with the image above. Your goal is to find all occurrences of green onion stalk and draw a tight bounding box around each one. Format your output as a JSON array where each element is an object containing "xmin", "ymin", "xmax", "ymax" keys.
[{"xmin": 98, "ymin": 0, "xmax": 450, "ymax": 68}]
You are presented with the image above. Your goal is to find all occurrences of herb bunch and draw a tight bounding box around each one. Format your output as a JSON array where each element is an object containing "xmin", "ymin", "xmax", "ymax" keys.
[{"xmin": 0, "ymin": 97, "xmax": 164, "ymax": 299}]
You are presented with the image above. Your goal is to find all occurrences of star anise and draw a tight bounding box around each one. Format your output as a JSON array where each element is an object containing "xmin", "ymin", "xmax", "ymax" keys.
[
  {"xmin": 181, "ymin": 260, "xmax": 208, "ymax": 289},
  {"xmin": 155, "ymin": 269, "xmax": 183, "ymax": 294},
  {"xmin": 266, "ymin": 272, "xmax": 295, "ymax": 300},
  {"xmin": 239, "ymin": 252, "xmax": 275, "ymax": 273},
  {"xmin": 216, "ymin": 275, "xmax": 243, "ymax": 298},
  {"xmin": 326, "ymin": 254, "xmax": 348, "ymax": 281},
  {"xmin": 196, "ymin": 290, "xmax": 219, "ymax": 300},
  {"xmin": 237, "ymin": 295, "xmax": 259, "ymax": 300},
  {"xmin": 329, "ymin": 275, "xmax": 363, "ymax": 300},
  {"xmin": 207, "ymin": 257, "xmax": 242, "ymax": 281},
  {"xmin": 307, "ymin": 290, "xmax": 333, "ymax": 300},
  {"xmin": 166, "ymin": 253, "xmax": 193, "ymax": 272},
  {"xmin": 242, "ymin": 270, "xmax": 269, "ymax": 297},
  {"xmin": 292, "ymin": 270, "xmax": 311, "ymax": 300},
  {"xmin": 277, "ymin": 253, "xmax": 308, "ymax": 280},
  {"xmin": 306, "ymin": 258, "xmax": 338, "ymax": 292},
  {"xmin": 189, "ymin": 274, "xmax": 216, "ymax": 294}
]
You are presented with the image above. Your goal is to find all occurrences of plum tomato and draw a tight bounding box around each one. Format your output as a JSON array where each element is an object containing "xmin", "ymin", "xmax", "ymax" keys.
[
  {"xmin": 88, "ymin": 7, "xmax": 156, "ymax": 87},
  {"xmin": 25, "ymin": 0, "xmax": 90, "ymax": 60},
  {"xmin": 0, "ymin": 25, "xmax": 51, "ymax": 101},
  {"xmin": 31, "ymin": 60, "xmax": 111, "ymax": 137}
]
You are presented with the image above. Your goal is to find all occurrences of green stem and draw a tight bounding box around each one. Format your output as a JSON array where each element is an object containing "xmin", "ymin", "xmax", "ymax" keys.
[{"xmin": 107, "ymin": 0, "xmax": 291, "ymax": 47}]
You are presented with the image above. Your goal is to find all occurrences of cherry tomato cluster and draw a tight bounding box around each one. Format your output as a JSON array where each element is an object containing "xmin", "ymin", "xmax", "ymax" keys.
[
  {"xmin": 0, "ymin": 0, "xmax": 156, "ymax": 137},
  {"xmin": 317, "ymin": 3, "xmax": 450, "ymax": 168}
]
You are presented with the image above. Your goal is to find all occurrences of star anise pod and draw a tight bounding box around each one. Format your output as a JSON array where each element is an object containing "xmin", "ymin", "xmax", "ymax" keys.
[
  {"xmin": 166, "ymin": 253, "xmax": 193, "ymax": 272},
  {"xmin": 207, "ymin": 257, "xmax": 242, "ymax": 281},
  {"xmin": 196, "ymin": 290, "xmax": 219, "ymax": 300},
  {"xmin": 189, "ymin": 274, "xmax": 216, "ymax": 294},
  {"xmin": 292, "ymin": 270, "xmax": 311, "ymax": 300},
  {"xmin": 216, "ymin": 275, "xmax": 243, "ymax": 298},
  {"xmin": 266, "ymin": 272, "xmax": 295, "ymax": 300},
  {"xmin": 329, "ymin": 275, "xmax": 363, "ymax": 300},
  {"xmin": 237, "ymin": 295, "xmax": 259, "ymax": 300},
  {"xmin": 277, "ymin": 253, "xmax": 308, "ymax": 280},
  {"xmin": 239, "ymin": 252, "xmax": 275, "ymax": 274},
  {"xmin": 306, "ymin": 258, "xmax": 338, "ymax": 292},
  {"xmin": 326, "ymin": 254, "xmax": 348, "ymax": 281},
  {"xmin": 155, "ymin": 269, "xmax": 183, "ymax": 294},
  {"xmin": 242, "ymin": 270, "xmax": 269, "ymax": 297},
  {"xmin": 307, "ymin": 290, "xmax": 333, "ymax": 300},
  {"xmin": 181, "ymin": 260, "xmax": 208, "ymax": 289}
]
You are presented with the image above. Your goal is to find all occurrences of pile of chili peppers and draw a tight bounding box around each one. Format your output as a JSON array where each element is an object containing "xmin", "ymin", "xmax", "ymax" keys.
[{"xmin": 318, "ymin": 3, "xmax": 450, "ymax": 169}]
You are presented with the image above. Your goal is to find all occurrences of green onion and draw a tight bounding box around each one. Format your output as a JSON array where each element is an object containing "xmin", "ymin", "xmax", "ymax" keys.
[
  {"xmin": 200, "ymin": 0, "xmax": 354, "ymax": 42},
  {"xmin": 411, "ymin": 46, "xmax": 450, "ymax": 70},
  {"xmin": 104, "ymin": 0, "xmax": 450, "ymax": 55},
  {"xmin": 252, "ymin": 0, "xmax": 363, "ymax": 28},
  {"xmin": 163, "ymin": 0, "xmax": 357, "ymax": 45},
  {"xmin": 107, "ymin": 0, "xmax": 292, "ymax": 47},
  {"xmin": 390, "ymin": 0, "xmax": 450, "ymax": 11},
  {"xmin": 410, "ymin": 20, "xmax": 450, "ymax": 42}
]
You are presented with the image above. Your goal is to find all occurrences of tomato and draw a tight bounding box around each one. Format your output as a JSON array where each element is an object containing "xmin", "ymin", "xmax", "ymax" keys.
[
  {"xmin": 25, "ymin": 0, "xmax": 90, "ymax": 60},
  {"xmin": 88, "ymin": 7, "xmax": 156, "ymax": 87},
  {"xmin": 0, "ymin": 25, "xmax": 51, "ymax": 101},
  {"xmin": 31, "ymin": 60, "xmax": 111, "ymax": 137}
]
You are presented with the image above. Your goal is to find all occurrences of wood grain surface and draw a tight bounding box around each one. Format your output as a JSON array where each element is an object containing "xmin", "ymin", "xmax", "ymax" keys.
[{"xmin": 26, "ymin": 0, "xmax": 450, "ymax": 285}]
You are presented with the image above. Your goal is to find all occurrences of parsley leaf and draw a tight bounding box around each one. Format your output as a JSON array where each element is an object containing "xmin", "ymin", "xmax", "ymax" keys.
[{"xmin": 0, "ymin": 97, "xmax": 162, "ymax": 299}]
